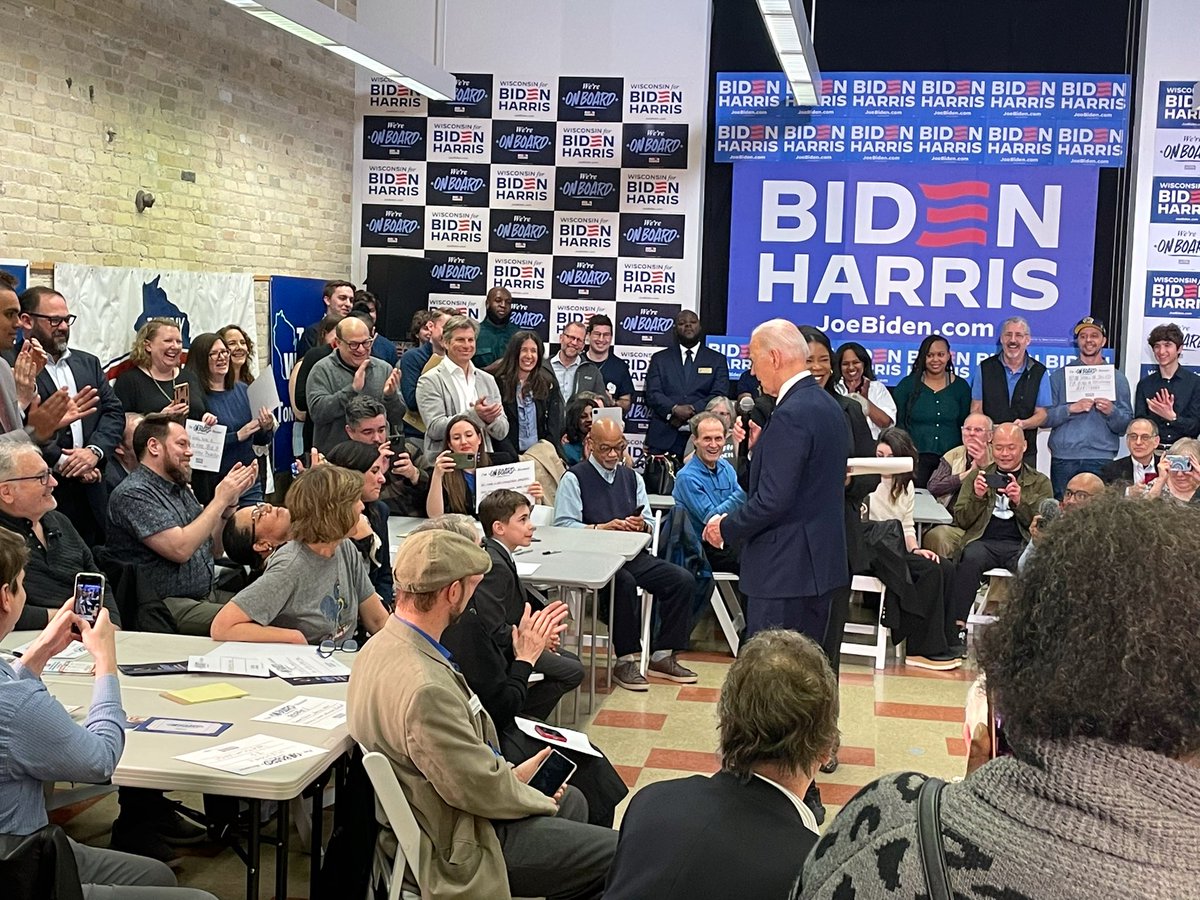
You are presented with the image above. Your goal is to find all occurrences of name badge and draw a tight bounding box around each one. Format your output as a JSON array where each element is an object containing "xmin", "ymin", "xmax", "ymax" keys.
[
  {"xmin": 698, "ymin": 366, "xmax": 713, "ymax": 374},
  {"xmin": 467, "ymin": 693, "xmax": 483, "ymax": 716}
]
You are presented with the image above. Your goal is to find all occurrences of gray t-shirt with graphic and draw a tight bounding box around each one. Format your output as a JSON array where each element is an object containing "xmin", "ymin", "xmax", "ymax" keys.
[{"xmin": 231, "ymin": 540, "xmax": 374, "ymax": 644}]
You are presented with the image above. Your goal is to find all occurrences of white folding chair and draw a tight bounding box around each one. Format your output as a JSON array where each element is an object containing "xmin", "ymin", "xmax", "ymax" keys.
[
  {"xmin": 529, "ymin": 504, "xmax": 555, "ymax": 526},
  {"xmin": 840, "ymin": 575, "xmax": 903, "ymax": 669},
  {"xmin": 360, "ymin": 748, "xmax": 423, "ymax": 900},
  {"xmin": 967, "ymin": 567, "xmax": 1012, "ymax": 633},
  {"xmin": 636, "ymin": 509, "xmax": 663, "ymax": 676},
  {"xmin": 708, "ymin": 572, "xmax": 745, "ymax": 656}
]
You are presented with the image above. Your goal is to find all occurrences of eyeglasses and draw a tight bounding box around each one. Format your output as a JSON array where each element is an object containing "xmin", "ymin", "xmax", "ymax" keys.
[
  {"xmin": 595, "ymin": 442, "xmax": 628, "ymax": 456},
  {"xmin": 27, "ymin": 312, "xmax": 78, "ymax": 327},
  {"xmin": 2, "ymin": 470, "xmax": 52, "ymax": 485},
  {"xmin": 560, "ymin": 333, "xmax": 585, "ymax": 345},
  {"xmin": 249, "ymin": 502, "xmax": 267, "ymax": 545},
  {"xmin": 317, "ymin": 638, "xmax": 359, "ymax": 658},
  {"xmin": 344, "ymin": 339, "xmax": 373, "ymax": 352},
  {"xmin": 1063, "ymin": 489, "xmax": 1095, "ymax": 502},
  {"xmin": 1127, "ymin": 433, "xmax": 1156, "ymax": 442},
  {"xmin": 209, "ymin": 349, "xmax": 231, "ymax": 359}
]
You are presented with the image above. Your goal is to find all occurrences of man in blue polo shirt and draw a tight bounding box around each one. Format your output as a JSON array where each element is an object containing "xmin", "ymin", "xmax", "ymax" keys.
[{"xmin": 970, "ymin": 316, "xmax": 1050, "ymax": 467}]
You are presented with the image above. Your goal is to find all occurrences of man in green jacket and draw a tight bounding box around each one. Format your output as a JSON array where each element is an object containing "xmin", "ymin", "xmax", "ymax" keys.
[
  {"xmin": 473, "ymin": 286, "xmax": 520, "ymax": 368},
  {"xmin": 948, "ymin": 421, "xmax": 1052, "ymax": 632}
]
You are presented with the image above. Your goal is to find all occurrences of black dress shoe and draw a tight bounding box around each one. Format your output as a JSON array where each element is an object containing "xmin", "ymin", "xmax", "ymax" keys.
[{"xmin": 154, "ymin": 808, "xmax": 208, "ymax": 846}]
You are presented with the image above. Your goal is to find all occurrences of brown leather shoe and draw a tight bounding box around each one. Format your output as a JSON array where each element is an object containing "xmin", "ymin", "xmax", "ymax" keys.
[{"xmin": 647, "ymin": 655, "xmax": 698, "ymax": 683}]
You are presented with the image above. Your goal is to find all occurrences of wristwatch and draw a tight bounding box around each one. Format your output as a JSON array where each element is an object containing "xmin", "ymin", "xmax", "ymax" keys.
[{"xmin": 86, "ymin": 444, "xmax": 104, "ymax": 461}]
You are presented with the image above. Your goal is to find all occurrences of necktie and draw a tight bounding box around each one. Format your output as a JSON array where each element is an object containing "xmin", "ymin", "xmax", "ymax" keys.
[{"xmin": 684, "ymin": 348, "xmax": 695, "ymax": 379}]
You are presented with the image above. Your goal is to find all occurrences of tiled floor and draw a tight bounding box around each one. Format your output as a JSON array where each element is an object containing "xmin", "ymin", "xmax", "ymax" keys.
[{"xmin": 54, "ymin": 614, "xmax": 976, "ymax": 897}]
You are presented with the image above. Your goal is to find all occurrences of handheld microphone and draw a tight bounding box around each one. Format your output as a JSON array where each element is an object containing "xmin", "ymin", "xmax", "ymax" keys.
[
  {"xmin": 737, "ymin": 395, "xmax": 755, "ymax": 453},
  {"xmin": 1037, "ymin": 497, "xmax": 1062, "ymax": 525}
]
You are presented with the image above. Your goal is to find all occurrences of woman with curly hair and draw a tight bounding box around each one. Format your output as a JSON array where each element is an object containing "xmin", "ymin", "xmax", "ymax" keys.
[{"xmin": 800, "ymin": 492, "xmax": 1200, "ymax": 899}]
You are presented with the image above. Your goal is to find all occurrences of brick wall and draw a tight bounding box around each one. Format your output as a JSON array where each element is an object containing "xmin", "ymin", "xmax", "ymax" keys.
[{"xmin": 0, "ymin": 0, "xmax": 359, "ymax": 364}]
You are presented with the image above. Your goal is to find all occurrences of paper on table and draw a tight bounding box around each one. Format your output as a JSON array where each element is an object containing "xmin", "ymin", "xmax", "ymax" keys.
[
  {"xmin": 1064, "ymin": 364, "xmax": 1116, "ymax": 402},
  {"xmin": 847, "ymin": 457, "xmax": 913, "ymax": 476},
  {"xmin": 475, "ymin": 460, "xmax": 536, "ymax": 511},
  {"xmin": 176, "ymin": 734, "xmax": 327, "ymax": 776},
  {"xmin": 267, "ymin": 654, "xmax": 351, "ymax": 680},
  {"xmin": 12, "ymin": 640, "xmax": 88, "ymax": 660},
  {"xmin": 43, "ymin": 658, "xmax": 95, "ymax": 675},
  {"xmin": 246, "ymin": 371, "xmax": 281, "ymax": 413},
  {"xmin": 162, "ymin": 683, "xmax": 249, "ymax": 705},
  {"xmin": 186, "ymin": 420, "xmax": 227, "ymax": 473},
  {"xmin": 202, "ymin": 642, "xmax": 317, "ymax": 662},
  {"xmin": 515, "ymin": 562, "xmax": 541, "ymax": 576},
  {"xmin": 187, "ymin": 656, "xmax": 271, "ymax": 678},
  {"xmin": 513, "ymin": 717, "xmax": 601, "ymax": 757},
  {"xmin": 251, "ymin": 696, "xmax": 347, "ymax": 730}
]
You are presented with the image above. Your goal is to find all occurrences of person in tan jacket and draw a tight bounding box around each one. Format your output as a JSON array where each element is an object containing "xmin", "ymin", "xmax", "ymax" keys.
[{"xmin": 347, "ymin": 529, "xmax": 616, "ymax": 900}]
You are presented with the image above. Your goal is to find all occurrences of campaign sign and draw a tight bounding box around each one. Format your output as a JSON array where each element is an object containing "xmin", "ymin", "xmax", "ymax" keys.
[
  {"xmin": 621, "ymin": 171, "xmax": 683, "ymax": 211},
  {"xmin": 622, "ymin": 124, "xmax": 689, "ymax": 169},
  {"xmin": 549, "ymin": 298, "xmax": 616, "ymax": 334},
  {"xmin": 552, "ymin": 257, "xmax": 618, "ymax": 301},
  {"xmin": 727, "ymin": 161, "xmax": 1099, "ymax": 340},
  {"xmin": 489, "ymin": 209, "xmax": 555, "ymax": 255},
  {"xmin": 362, "ymin": 161, "xmax": 425, "ymax": 204},
  {"xmin": 425, "ymin": 208, "xmax": 487, "ymax": 252},
  {"xmin": 363, "ymin": 77, "xmax": 426, "ymax": 116},
  {"xmin": 428, "ymin": 73, "xmax": 493, "ymax": 119},
  {"xmin": 618, "ymin": 260, "xmax": 680, "ymax": 300},
  {"xmin": 1145, "ymin": 272, "xmax": 1200, "ymax": 318},
  {"xmin": 1151, "ymin": 177, "xmax": 1200, "ymax": 225},
  {"xmin": 492, "ymin": 120, "xmax": 557, "ymax": 166},
  {"xmin": 496, "ymin": 79, "xmax": 555, "ymax": 120},
  {"xmin": 557, "ymin": 76, "xmax": 624, "ymax": 122},
  {"xmin": 1157, "ymin": 81, "xmax": 1200, "ymax": 130},
  {"xmin": 556, "ymin": 123, "xmax": 620, "ymax": 167},
  {"xmin": 1054, "ymin": 125, "xmax": 1126, "ymax": 166},
  {"xmin": 427, "ymin": 251, "xmax": 488, "ymax": 295},
  {"xmin": 616, "ymin": 345, "xmax": 658, "ymax": 393},
  {"xmin": 427, "ymin": 118, "xmax": 491, "ymax": 164},
  {"xmin": 1146, "ymin": 223, "xmax": 1200, "ymax": 270},
  {"xmin": 555, "ymin": 167, "xmax": 621, "ymax": 213},
  {"xmin": 491, "ymin": 165, "xmax": 553, "ymax": 210},
  {"xmin": 983, "ymin": 124, "xmax": 1056, "ymax": 166},
  {"xmin": 619, "ymin": 213, "xmax": 686, "ymax": 259},
  {"xmin": 615, "ymin": 301, "xmax": 680, "ymax": 347},
  {"xmin": 626, "ymin": 82, "xmax": 685, "ymax": 121},
  {"xmin": 489, "ymin": 254, "xmax": 552, "ymax": 299},
  {"xmin": 554, "ymin": 212, "xmax": 618, "ymax": 257},
  {"xmin": 706, "ymin": 335, "xmax": 752, "ymax": 380},
  {"xmin": 425, "ymin": 163, "xmax": 490, "ymax": 207},
  {"xmin": 361, "ymin": 205, "xmax": 424, "ymax": 249},
  {"xmin": 508, "ymin": 297, "xmax": 552, "ymax": 340},
  {"xmin": 1154, "ymin": 131, "xmax": 1200, "ymax": 177},
  {"xmin": 715, "ymin": 73, "xmax": 799, "ymax": 120},
  {"xmin": 362, "ymin": 117, "xmax": 426, "ymax": 161}
]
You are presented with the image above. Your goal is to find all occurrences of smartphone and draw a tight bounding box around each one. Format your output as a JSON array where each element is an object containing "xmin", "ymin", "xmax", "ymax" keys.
[
  {"xmin": 527, "ymin": 748, "xmax": 577, "ymax": 796},
  {"xmin": 173, "ymin": 382, "xmax": 189, "ymax": 408},
  {"xmin": 984, "ymin": 470, "xmax": 1012, "ymax": 489},
  {"xmin": 986, "ymin": 690, "xmax": 1012, "ymax": 760},
  {"xmin": 451, "ymin": 452, "xmax": 476, "ymax": 470},
  {"xmin": 1166, "ymin": 454, "xmax": 1191, "ymax": 472},
  {"xmin": 389, "ymin": 435, "xmax": 408, "ymax": 458},
  {"xmin": 73, "ymin": 572, "xmax": 106, "ymax": 625}
]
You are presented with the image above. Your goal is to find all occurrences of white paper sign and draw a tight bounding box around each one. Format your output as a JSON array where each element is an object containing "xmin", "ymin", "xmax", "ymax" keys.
[
  {"xmin": 246, "ymin": 372, "xmax": 281, "ymax": 413},
  {"xmin": 1064, "ymin": 365, "xmax": 1116, "ymax": 402},
  {"xmin": 176, "ymin": 734, "xmax": 326, "ymax": 776},
  {"xmin": 266, "ymin": 654, "xmax": 351, "ymax": 680},
  {"xmin": 186, "ymin": 420, "xmax": 227, "ymax": 472},
  {"xmin": 251, "ymin": 696, "xmax": 347, "ymax": 730},
  {"xmin": 187, "ymin": 656, "xmax": 271, "ymax": 678},
  {"xmin": 475, "ymin": 460, "xmax": 537, "ymax": 511},
  {"xmin": 513, "ymin": 716, "xmax": 601, "ymax": 757}
]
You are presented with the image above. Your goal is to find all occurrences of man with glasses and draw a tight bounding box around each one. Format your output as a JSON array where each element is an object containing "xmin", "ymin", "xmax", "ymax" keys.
[
  {"xmin": 1017, "ymin": 471, "xmax": 1104, "ymax": 573},
  {"xmin": 554, "ymin": 416, "xmax": 697, "ymax": 691},
  {"xmin": 1102, "ymin": 418, "xmax": 1162, "ymax": 494},
  {"xmin": 585, "ymin": 314, "xmax": 634, "ymax": 411},
  {"xmin": 307, "ymin": 313, "xmax": 404, "ymax": 454},
  {"xmin": 549, "ymin": 320, "xmax": 606, "ymax": 404}
]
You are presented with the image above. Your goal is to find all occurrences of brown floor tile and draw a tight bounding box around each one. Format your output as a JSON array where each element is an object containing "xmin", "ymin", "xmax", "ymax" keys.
[
  {"xmin": 882, "ymin": 662, "xmax": 978, "ymax": 681},
  {"xmin": 818, "ymin": 782, "xmax": 867, "ymax": 807},
  {"xmin": 946, "ymin": 736, "xmax": 968, "ymax": 757},
  {"xmin": 834, "ymin": 745, "xmax": 876, "ymax": 767},
  {"xmin": 677, "ymin": 650, "xmax": 735, "ymax": 664},
  {"xmin": 592, "ymin": 710, "xmax": 667, "ymax": 730},
  {"xmin": 644, "ymin": 748, "xmax": 720, "ymax": 774},
  {"xmin": 676, "ymin": 686, "xmax": 721, "ymax": 703},
  {"xmin": 48, "ymin": 795, "xmax": 106, "ymax": 827},
  {"xmin": 838, "ymin": 672, "xmax": 875, "ymax": 686},
  {"xmin": 874, "ymin": 701, "xmax": 965, "ymax": 722},
  {"xmin": 614, "ymin": 765, "xmax": 643, "ymax": 788}
]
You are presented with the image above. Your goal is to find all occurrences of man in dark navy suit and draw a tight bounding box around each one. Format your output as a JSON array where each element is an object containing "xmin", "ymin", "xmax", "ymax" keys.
[
  {"xmin": 704, "ymin": 319, "xmax": 848, "ymax": 642},
  {"xmin": 18, "ymin": 286, "xmax": 125, "ymax": 544},
  {"xmin": 644, "ymin": 310, "xmax": 729, "ymax": 457}
]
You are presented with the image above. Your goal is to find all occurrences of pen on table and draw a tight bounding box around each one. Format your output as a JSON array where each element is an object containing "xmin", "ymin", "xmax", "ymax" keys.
[{"xmin": 541, "ymin": 550, "xmax": 562, "ymax": 555}]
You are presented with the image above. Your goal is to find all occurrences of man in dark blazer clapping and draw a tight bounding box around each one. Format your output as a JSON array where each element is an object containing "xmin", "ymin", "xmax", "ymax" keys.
[
  {"xmin": 704, "ymin": 319, "xmax": 848, "ymax": 641},
  {"xmin": 18, "ymin": 287, "xmax": 124, "ymax": 544},
  {"xmin": 644, "ymin": 310, "xmax": 729, "ymax": 457}
]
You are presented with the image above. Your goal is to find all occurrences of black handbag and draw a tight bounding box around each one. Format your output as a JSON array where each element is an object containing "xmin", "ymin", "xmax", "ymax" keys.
[{"xmin": 640, "ymin": 453, "xmax": 678, "ymax": 495}]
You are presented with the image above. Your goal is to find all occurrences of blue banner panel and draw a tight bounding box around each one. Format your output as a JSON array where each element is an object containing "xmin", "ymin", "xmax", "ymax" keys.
[
  {"xmin": 0, "ymin": 261, "xmax": 29, "ymax": 294},
  {"xmin": 727, "ymin": 161, "xmax": 1099, "ymax": 383},
  {"xmin": 268, "ymin": 276, "xmax": 329, "ymax": 470}
]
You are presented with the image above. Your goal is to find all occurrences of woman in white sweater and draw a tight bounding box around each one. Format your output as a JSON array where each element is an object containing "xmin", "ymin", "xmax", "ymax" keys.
[{"xmin": 866, "ymin": 428, "xmax": 964, "ymax": 669}]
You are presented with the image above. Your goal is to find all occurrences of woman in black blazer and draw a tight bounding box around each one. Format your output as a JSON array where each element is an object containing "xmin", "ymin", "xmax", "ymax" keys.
[{"xmin": 491, "ymin": 330, "xmax": 565, "ymax": 455}]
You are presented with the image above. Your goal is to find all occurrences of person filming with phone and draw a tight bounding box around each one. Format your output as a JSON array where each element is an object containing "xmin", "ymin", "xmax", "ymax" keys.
[
  {"xmin": 426, "ymin": 414, "xmax": 536, "ymax": 518},
  {"xmin": 946, "ymin": 422, "xmax": 1052, "ymax": 641}
]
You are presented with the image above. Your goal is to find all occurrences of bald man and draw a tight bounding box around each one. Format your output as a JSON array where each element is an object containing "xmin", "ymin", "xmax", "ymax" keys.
[
  {"xmin": 702, "ymin": 319, "xmax": 849, "ymax": 642},
  {"xmin": 1018, "ymin": 472, "xmax": 1104, "ymax": 574},
  {"xmin": 306, "ymin": 314, "xmax": 404, "ymax": 453},
  {"xmin": 554, "ymin": 417, "xmax": 697, "ymax": 692},
  {"xmin": 947, "ymin": 422, "xmax": 1053, "ymax": 634}
]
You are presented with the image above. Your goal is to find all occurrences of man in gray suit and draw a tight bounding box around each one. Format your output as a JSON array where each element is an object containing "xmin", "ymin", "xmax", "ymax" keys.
[
  {"xmin": 0, "ymin": 273, "xmax": 97, "ymax": 446},
  {"xmin": 416, "ymin": 315, "xmax": 508, "ymax": 455}
]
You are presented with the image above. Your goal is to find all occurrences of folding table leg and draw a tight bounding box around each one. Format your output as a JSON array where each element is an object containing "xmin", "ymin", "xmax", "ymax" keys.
[
  {"xmin": 587, "ymin": 587, "xmax": 598, "ymax": 715},
  {"xmin": 245, "ymin": 799, "xmax": 260, "ymax": 900},
  {"xmin": 309, "ymin": 768, "xmax": 332, "ymax": 896},
  {"xmin": 275, "ymin": 796, "xmax": 290, "ymax": 900}
]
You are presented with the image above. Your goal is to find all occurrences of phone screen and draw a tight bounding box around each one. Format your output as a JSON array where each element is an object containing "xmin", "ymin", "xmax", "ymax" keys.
[
  {"xmin": 528, "ymin": 749, "xmax": 576, "ymax": 796},
  {"xmin": 73, "ymin": 574, "xmax": 105, "ymax": 625}
]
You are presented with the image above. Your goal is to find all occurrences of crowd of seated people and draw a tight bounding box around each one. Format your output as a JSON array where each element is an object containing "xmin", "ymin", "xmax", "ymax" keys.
[{"xmin": 4, "ymin": 260, "xmax": 1200, "ymax": 897}]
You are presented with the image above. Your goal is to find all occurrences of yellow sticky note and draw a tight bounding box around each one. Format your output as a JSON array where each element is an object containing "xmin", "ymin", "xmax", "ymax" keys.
[{"xmin": 161, "ymin": 683, "xmax": 249, "ymax": 705}]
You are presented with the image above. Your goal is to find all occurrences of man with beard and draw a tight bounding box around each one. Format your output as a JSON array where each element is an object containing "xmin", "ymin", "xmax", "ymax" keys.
[
  {"xmin": 343, "ymin": 394, "xmax": 430, "ymax": 517},
  {"xmin": 105, "ymin": 413, "xmax": 258, "ymax": 635},
  {"xmin": 473, "ymin": 286, "xmax": 521, "ymax": 368},
  {"xmin": 15, "ymin": 286, "xmax": 124, "ymax": 544},
  {"xmin": 970, "ymin": 316, "xmax": 1051, "ymax": 468},
  {"xmin": 645, "ymin": 310, "xmax": 730, "ymax": 457}
]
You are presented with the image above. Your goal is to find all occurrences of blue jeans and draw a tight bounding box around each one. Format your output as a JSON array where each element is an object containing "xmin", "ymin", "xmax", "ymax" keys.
[{"xmin": 1049, "ymin": 457, "xmax": 1109, "ymax": 499}]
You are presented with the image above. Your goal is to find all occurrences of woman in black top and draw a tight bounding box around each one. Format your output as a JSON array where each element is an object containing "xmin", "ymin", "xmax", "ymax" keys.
[
  {"xmin": 113, "ymin": 318, "xmax": 212, "ymax": 422},
  {"xmin": 324, "ymin": 440, "xmax": 394, "ymax": 609},
  {"xmin": 491, "ymin": 331, "xmax": 564, "ymax": 455}
]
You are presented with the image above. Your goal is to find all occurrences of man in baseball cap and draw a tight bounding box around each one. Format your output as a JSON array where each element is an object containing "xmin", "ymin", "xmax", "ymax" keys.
[
  {"xmin": 1045, "ymin": 315, "xmax": 1132, "ymax": 498},
  {"xmin": 347, "ymin": 530, "xmax": 616, "ymax": 900}
]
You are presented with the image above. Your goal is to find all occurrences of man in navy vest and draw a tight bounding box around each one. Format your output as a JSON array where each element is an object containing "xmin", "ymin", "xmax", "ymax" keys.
[
  {"xmin": 554, "ymin": 417, "xmax": 697, "ymax": 692},
  {"xmin": 703, "ymin": 319, "xmax": 848, "ymax": 643},
  {"xmin": 970, "ymin": 316, "xmax": 1050, "ymax": 467}
]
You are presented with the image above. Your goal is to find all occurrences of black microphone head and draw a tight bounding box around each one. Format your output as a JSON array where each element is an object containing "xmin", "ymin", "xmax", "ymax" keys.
[
  {"xmin": 1037, "ymin": 497, "xmax": 1062, "ymax": 523},
  {"xmin": 737, "ymin": 396, "xmax": 755, "ymax": 413}
]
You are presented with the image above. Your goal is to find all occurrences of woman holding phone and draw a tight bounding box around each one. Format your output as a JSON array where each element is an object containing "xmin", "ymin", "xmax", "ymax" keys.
[
  {"xmin": 427, "ymin": 414, "xmax": 540, "ymax": 517},
  {"xmin": 114, "ymin": 318, "xmax": 214, "ymax": 423}
]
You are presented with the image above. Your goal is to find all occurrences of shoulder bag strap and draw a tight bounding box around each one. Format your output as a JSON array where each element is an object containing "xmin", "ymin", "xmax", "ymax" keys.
[{"xmin": 916, "ymin": 777, "xmax": 952, "ymax": 900}]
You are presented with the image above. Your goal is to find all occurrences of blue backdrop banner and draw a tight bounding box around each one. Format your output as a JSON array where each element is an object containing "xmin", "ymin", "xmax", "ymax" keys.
[
  {"xmin": 268, "ymin": 276, "xmax": 329, "ymax": 470},
  {"xmin": 0, "ymin": 260, "xmax": 29, "ymax": 294}
]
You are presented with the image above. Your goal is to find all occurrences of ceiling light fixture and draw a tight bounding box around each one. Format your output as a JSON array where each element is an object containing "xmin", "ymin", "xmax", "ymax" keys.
[
  {"xmin": 756, "ymin": 0, "xmax": 822, "ymax": 107},
  {"xmin": 220, "ymin": 0, "xmax": 456, "ymax": 99}
]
